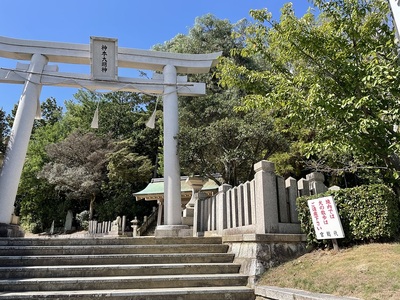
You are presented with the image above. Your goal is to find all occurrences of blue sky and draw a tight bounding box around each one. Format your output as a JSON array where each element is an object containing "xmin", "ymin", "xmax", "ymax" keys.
[{"xmin": 0, "ymin": 0, "xmax": 313, "ymax": 116}]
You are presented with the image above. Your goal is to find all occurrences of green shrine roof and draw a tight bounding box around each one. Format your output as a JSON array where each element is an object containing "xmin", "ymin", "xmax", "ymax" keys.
[{"xmin": 134, "ymin": 177, "xmax": 220, "ymax": 201}]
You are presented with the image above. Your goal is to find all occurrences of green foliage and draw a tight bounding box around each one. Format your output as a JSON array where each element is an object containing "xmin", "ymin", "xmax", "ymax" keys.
[
  {"xmin": 16, "ymin": 89, "xmax": 160, "ymax": 231},
  {"xmin": 97, "ymin": 180, "xmax": 154, "ymax": 223},
  {"xmin": 155, "ymin": 14, "xmax": 288, "ymax": 185},
  {"xmin": 38, "ymin": 131, "xmax": 113, "ymax": 220},
  {"xmin": 75, "ymin": 210, "xmax": 89, "ymax": 230},
  {"xmin": 107, "ymin": 138, "xmax": 153, "ymax": 184},
  {"xmin": 0, "ymin": 108, "xmax": 9, "ymax": 158},
  {"xmin": 297, "ymin": 184, "xmax": 400, "ymax": 246},
  {"xmin": 34, "ymin": 97, "xmax": 63, "ymax": 129},
  {"xmin": 217, "ymin": 0, "xmax": 400, "ymax": 185},
  {"xmin": 18, "ymin": 119, "xmax": 70, "ymax": 231}
]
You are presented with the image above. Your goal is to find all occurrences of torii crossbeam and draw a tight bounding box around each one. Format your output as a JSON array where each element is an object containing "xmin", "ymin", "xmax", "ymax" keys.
[{"xmin": 0, "ymin": 35, "xmax": 221, "ymax": 236}]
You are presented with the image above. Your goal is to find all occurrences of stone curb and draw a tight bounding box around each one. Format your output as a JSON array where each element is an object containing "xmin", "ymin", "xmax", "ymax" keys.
[{"xmin": 255, "ymin": 286, "xmax": 361, "ymax": 300}]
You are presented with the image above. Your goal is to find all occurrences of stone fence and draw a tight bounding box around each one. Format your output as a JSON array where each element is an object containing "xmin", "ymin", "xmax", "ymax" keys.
[
  {"xmin": 88, "ymin": 216, "xmax": 127, "ymax": 236},
  {"xmin": 194, "ymin": 160, "xmax": 329, "ymax": 237},
  {"xmin": 193, "ymin": 160, "xmax": 333, "ymax": 286}
]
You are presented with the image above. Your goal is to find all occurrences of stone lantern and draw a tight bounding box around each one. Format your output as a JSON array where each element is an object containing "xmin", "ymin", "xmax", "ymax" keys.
[{"xmin": 182, "ymin": 176, "xmax": 207, "ymax": 226}]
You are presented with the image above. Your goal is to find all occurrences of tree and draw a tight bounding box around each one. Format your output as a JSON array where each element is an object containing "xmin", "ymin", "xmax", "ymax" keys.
[
  {"xmin": 4, "ymin": 99, "xmax": 65, "ymax": 232},
  {"xmin": 0, "ymin": 108, "xmax": 8, "ymax": 162},
  {"xmin": 35, "ymin": 97, "xmax": 63, "ymax": 128},
  {"xmin": 107, "ymin": 138, "xmax": 153, "ymax": 184},
  {"xmin": 64, "ymin": 90, "xmax": 160, "ymax": 170},
  {"xmin": 39, "ymin": 131, "xmax": 113, "ymax": 220},
  {"xmin": 154, "ymin": 14, "xmax": 287, "ymax": 185},
  {"xmin": 18, "ymin": 120, "xmax": 70, "ymax": 232},
  {"xmin": 217, "ymin": 0, "xmax": 400, "ymax": 186}
]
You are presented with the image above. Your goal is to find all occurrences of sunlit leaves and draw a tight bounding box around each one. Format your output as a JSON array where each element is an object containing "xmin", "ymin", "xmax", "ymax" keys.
[{"xmin": 217, "ymin": 0, "xmax": 400, "ymax": 183}]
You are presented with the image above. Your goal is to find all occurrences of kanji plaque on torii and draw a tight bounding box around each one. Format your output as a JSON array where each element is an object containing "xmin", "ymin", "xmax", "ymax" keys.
[{"xmin": 90, "ymin": 36, "xmax": 118, "ymax": 81}]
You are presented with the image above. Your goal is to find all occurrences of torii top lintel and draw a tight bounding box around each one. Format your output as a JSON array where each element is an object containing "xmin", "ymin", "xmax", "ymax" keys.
[{"xmin": 0, "ymin": 35, "xmax": 221, "ymax": 74}]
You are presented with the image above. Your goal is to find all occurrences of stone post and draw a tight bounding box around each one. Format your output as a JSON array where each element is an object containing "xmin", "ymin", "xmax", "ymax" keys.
[
  {"xmin": 121, "ymin": 215, "xmax": 126, "ymax": 234},
  {"xmin": 277, "ymin": 176, "xmax": 289, "ymax": 223},
  {"xmin": 254, "ymin": 161, "xmax": 279, "ymax": 234},
  {"xmin": 285, "ymin": 177, "xmax": 299, "ymax": 223},
  {"xmin": 306, "ymin": 172, "xmax": 327, "ymax": 195},
  {"xmin": 297, "ymin": 178, "xmax": 310, "ymax": 197},
  {"xmin": 243, "ymin": 181, "xmax": 252, "ymax": 225},
  {"xmin": 193, "ymin": 190, "xmax": 207, "ymax": 237},
  {"xmin": 216, "ymin": 184, "xmax": 231, "ymax": 235},
  {"xmin": 131, "ymin": 217, "xmax": 139, "ymax": 238},
  {"xmin": 0, "ymin": 53, "xmax": 48, "ymax": 231}
]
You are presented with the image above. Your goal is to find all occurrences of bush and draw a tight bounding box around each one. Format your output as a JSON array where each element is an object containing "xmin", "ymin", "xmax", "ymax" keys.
[
  {"xmin": 76, "ymin": 210, "xmax": 89, "ymax": 230},
  {"xmin": 29, "ymin": 221, "xmax": 43, "ymax": 234},
  {"xmin": 297, "ymin": 184, "xmax": 400, "ymax": 246}
]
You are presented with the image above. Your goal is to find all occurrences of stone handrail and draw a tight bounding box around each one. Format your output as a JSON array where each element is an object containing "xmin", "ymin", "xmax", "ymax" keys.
[{"xmin": 137, "ymin": 207, "xmax": 158, "ymax": 236}]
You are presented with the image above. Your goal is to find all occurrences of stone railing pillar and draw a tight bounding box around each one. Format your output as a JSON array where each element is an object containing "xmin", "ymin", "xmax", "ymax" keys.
[
  {"xmin": 297, "ymin": 178, "xmax": 310, "ymax": 197},
  {"xmin": 216, "ymin": 184, "xmax": 231, "ymax": 235},
  {"xmin": 193, "ymin": 190, "xmax": 207, "ymax": 236},
  {"xmin": 285, "ymin": 177, "xmax": 299, "ymax": 223},
  {"xmin": 254, "ymin": 161, "xmax": 279, "ymax": 234},
  {"xmin": 306, "ymin": 172, "xmax": 327, "ymax": 195}
]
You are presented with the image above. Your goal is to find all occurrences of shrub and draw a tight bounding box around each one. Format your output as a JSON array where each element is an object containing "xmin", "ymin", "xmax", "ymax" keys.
[
  {"xmin": 297, "ymin": 184, "xmax": 400, "ymax": 246},
  {"xmin": 75, "ymin": 210, "xmax": 89, "ymax": 230}
]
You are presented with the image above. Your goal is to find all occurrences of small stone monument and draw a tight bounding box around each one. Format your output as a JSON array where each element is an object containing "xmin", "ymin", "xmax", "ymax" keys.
[
  {"xmin": 64, "ymin": 210, "xmax": 73, "ymax": 233},
  {"xmin": 50, "ymin": 220, "xmax": 55, "ymax": 235},
  {"xmin": 109, "ymin": 216, "xmax": 120, "ymax": 236}
]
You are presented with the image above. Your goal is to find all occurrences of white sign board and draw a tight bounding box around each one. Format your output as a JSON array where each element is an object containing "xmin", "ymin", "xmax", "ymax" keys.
[
  {"xmin": 90, "ymin": 36, "xmax": 118, "ymax": 81},
  {"xmin": 307, "ymin": 196, "xmax": 345, "ymax": 240}
]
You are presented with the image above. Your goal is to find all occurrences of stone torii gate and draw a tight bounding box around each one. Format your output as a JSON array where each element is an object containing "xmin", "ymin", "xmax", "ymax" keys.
[{"xmin": 0, "ymin": 35, "xmax": 220, "ymax": 237}]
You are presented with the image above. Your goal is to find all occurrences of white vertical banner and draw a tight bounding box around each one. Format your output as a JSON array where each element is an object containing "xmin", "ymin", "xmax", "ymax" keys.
[
  {"xmin": 90, "ymin": 36, "xmax": 118, "ymax": 81},
  {"xmin": 307, "ymin": 196, "xmax": 345, "ymax": 240}
]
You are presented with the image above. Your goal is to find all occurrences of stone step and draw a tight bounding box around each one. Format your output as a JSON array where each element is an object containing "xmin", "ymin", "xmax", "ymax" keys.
[
  {"xmin": 0, "ymin": 237, "xmax": 255, "ymax": 299},
  {"xmin": 0, "ymin": 252, "xmax": 235, "ymax": 266},
  {"xmin": 0, "ymin": 244, "xmax": 229, "ymax": 255},
  {"xmin": 0, "ymin": 274, "xmax": 249, "ymax": 292},
  {"xmin": 0, "ymin": 237, "xmax": 223, "ymax": 246},
  {"xmin": 0, "ymin": 286, "xmax": 255, "ymax": 300},
  {"xmin": 0, "ymin": 263, "xmax": 241, "ymax": 279}
]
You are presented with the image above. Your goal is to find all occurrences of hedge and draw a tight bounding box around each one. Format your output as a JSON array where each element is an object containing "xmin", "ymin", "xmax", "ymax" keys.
[{"xmin": 296, "ymin": 184, "xmax": 400, "ymax": 246}]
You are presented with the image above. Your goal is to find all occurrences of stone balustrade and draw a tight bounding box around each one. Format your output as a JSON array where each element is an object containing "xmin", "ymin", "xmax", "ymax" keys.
[{"xmin": 195, "ymin": 160, "xmax": 327, "ymax": 237}]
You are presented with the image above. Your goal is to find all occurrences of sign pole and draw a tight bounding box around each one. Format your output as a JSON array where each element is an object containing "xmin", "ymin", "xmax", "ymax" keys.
[{"xmin": 332, "ymin": 239, "xmax": 339, "ymax": 252}]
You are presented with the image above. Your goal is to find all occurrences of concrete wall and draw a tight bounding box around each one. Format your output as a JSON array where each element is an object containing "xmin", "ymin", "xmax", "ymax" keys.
[{"xmin": 222, "ymin": 233, "xmax": 308, "ymax": 287}]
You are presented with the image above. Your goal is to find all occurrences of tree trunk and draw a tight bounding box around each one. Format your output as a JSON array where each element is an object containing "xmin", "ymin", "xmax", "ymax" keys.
[{"xmin": 89, "ymin": 193, "xmax": 95, "ymax": 220}]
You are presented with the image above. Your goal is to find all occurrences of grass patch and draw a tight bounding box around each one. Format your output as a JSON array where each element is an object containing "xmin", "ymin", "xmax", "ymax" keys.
[{"xmin": 258, "ymin": 243, "xmax": 400, "ymax": 300}]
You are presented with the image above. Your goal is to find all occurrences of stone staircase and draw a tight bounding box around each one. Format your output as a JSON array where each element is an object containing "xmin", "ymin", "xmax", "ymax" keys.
[{"xmin": 0, "ymin": 236, "xmax": 255, "ymax": 299}]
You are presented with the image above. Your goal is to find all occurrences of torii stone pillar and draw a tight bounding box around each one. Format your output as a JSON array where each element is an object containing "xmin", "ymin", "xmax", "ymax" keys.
[
  {"xmin": 0, "ymin": 54, "xmax": 47, "ymax": 228},
  {"xmin": 162, "ymin": 64, "xmax": 181, "ymax": 226},
  {"xmin": 154, "ymin": 64, "xmax": 191, "ymax": 237}
]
